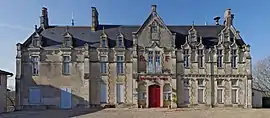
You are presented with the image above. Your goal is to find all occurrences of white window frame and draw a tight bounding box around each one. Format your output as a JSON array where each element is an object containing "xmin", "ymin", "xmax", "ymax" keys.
[
  {"xmin": 116, "ymin": 83, "xmax": 125, "ymax": 103},
  {"xmin": 183, "ymin": 87, "xmax": 190, "ymax": 104},
  {"xmin": 146, "ymin": 49, "xmax": 162, "ymax": 74},
  {"xmin": 217, "ymin": 88, "xmax": 224, "ymax": 104},
  {"xmin": 231, "ymin": 49, "xmax": 237, "ymax": 68},
  {"xmin": 183, "ymin": 49, "xmax": 190, "ymax": 68},
  {"xmin": 100, "ymin": 56, "xmax": 108, "ymax": 74},
  {"xmin": 231, "ymin": 88, "xmax": 238, "ymax": 104},
  {"xmin": 31, "ymin": 55, "xmax": 39, "ymax": 76},
  {"xmin": 197, "ymin": 49, "xmax": 204, "ymax": 68},
  {"xmin": 116, "ymin": 55, "xmax": 124, "ymax": 74},
  {"xmin": 197, "ymin": 88, "xmax": 204, "ymax": 104},
  {"xmin": 217, "ymin": 49, "xmax": 223, "ymax": 68},
  {"xmin": 62, "ymin": 55, "xmax": 71, "ymax": 75}
]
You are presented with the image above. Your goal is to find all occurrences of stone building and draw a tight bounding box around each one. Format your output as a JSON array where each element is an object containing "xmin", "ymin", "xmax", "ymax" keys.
[
  {"xmin": 15, "ymin": 5, "xmax": 252, "ymax": 109},
  {"xmin": 0, "ymin": 69, "xmax": 13, "ymax": 113}
]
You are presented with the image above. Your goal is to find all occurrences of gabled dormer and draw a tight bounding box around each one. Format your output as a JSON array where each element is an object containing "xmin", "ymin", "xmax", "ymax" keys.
[
  {"xmin": 62, "ymin": 26, "xmax": 73, "ymax": 48},
  {"xmin": 31, "ymin": 25, "xmax": 42, "ymax": 48},
  {"xmin": 100, "ymin": 27, "xmax": 108, "ymax": 48},
  {"xmin": 135, "ymin": 5, "xmax": 174, "ymax": 48},
  {"xmin": 116, "ymin": 32, "xmax": 124, "ymax": 48},
  {"xmin": 188, "ymin": 23, "xmax": 198, "ymax": 45},
  {"xmin": 220, "ymin": 27, "xmax": 231, "ymax": 46}
]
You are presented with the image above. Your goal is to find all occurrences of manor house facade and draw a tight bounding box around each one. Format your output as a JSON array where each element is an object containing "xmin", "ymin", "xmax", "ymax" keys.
[{"xmin": 15, "ymin": 5, "xmax": 252, "ymax": 109}]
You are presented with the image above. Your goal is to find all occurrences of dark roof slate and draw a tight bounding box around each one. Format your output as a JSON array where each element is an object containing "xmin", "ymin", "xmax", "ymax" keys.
[
  {"xmin": 23, "ymin": 24, "xmax": 245, "ymax": 49},
  {"xmin": 0, "ymin": 69, "xmax": 13, "ymax": 76}
]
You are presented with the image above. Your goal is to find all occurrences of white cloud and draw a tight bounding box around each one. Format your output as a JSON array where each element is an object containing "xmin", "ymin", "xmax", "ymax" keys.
[{"xmin": 0, "ymin": 23, "xmax": 32, "ymax": 31}]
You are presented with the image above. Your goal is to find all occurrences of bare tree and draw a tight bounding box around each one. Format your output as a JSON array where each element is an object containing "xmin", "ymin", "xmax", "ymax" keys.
[{"xmin": 253, "ymin": 56, "xmax": 270, "ymax": 94}]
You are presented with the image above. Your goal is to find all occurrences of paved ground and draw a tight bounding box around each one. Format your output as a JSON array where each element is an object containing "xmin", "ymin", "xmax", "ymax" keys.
[{"xmin": 0, "ymin": 108, "xmax": 270, "ymax": 118}]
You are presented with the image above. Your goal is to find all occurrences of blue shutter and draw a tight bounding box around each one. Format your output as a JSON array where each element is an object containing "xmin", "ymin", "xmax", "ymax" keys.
[
  {"xmin": 29, "ymin": 88, "xmax": 41, "ymax": 104},
  {"xmin": 100, "ymin": 83, "xmax": 107, "ymax": 103}
]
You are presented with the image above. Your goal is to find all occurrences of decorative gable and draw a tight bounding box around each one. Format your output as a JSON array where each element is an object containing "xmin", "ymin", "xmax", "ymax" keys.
[
  {"xmin": 62, "ymin": 26, "xmax": 74, "ymax": 48},
  {"xmin": 188, "ymin": 24, "xmax": 198, "ymax": 45},
  {"xmin": 31, "ymin": 25, "xmax": 42, "ymax": 48},
  {"xmin": 135, "ymin": 5, "xmax": 172, "ymax": 36},
  {"xmin": 100, "ymin": 27, "xmax": 108, "ymax": 48},
  {"xmin": 116, "ymin": 32, "xmax": 124, "ymax": 48}
]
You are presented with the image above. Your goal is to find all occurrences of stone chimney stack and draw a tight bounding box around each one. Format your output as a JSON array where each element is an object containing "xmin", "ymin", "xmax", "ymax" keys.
[
  {"xmin": 40, "ymin": 7, "xmax": 49, "ymax": 29},
  {"xmin": 151, "ymin": 5, "xmax": 157, "ymax": 12},
  {"xmin": 91, "ymin": 7, "xmax": 99, "ymax": 31},
  {"xmin": 224, "ymin": 8, "xmax": 234, "ymax": 27}
]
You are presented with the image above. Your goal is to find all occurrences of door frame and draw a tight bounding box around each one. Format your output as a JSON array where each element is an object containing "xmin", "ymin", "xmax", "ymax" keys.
[{"xmin": 148, "ymin": 84, "xmax": 161, "ymax": 108}]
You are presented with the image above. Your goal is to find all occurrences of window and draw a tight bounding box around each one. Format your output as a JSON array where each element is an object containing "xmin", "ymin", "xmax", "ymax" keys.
[
  {"xmin": 155, "ymin": 51, "xmax": 161, "ymax": 73},
  {"xmin": 101, "ymin": 37, "xmax": 107, "ymax": 48},
  {"xmin": 184, "ymin": 89, "xmax": 190, "ymax": 103},
  {"xmin": 184, "ymin": 79, "xmax": 190, "ymax": 87},
  {"xmin": 217, "ymin": 79, "xmax": 223, "ymax": 86},
  {"xmin": 62, "ymin": 56, "xmax": 70, "ymax": 75},
  {"xmin": 117, "ymin": 56, "xmax": 124, "ymax": 74},
  {"xmin": 197, "ymin": 79, "xmax": 204, "ymax": 86},
  {"xmin": 217, "ymin": 89, "xmax": 223, "ymax": 104},
  {"xmin": 100, "ymin": 56, "xmax": 107, "ymax": 74},
  {"xmin": 100, "ymin": 83, "xmax": 107, "ymax": 103},
  {"xmin": 139, "ymin": 92, "xmax": 146, "ymax": 100},
  {"xmin": 147, "ymin": 51, "xmax": 162, "ymax": 73},
  {"xmin": 217, "ymin": 49, "xmax": 223, "ymax": 68},
  {"xmin": 151, "ymin": 22, "xmax": 158, "ymax": 33},
  {"xmin": 31, "ymin": 56, "xmax": 39, "ymax": 75},
  {"xmin": 198, "ymin": 89, "xmax": 204, "ymax": 103},
  {"xmin": 198, "ymin": 49, "xmax": 204, "ymax": 68},
  {"xmin": 116, "ymin": 84, "xmax": 124, "ymax": 103},
  {"xmin": 183, "ymin": 49, "xmax": 189, "ymax": 68},
  {"xmin": 117, "ymin": 36, "xmax": 123, "ymax": 47},
  {"xmin": 231, "ymin": 49, "xmax": 237, "ymax": 68},
  {"xmin": 32, "ymin": 39, "xmax": 38, "ymax": 47},
  {"xmin": 147, "ymin": 51, "xmax": 154, "ymax": 73},
  {"xmin": 232, "ymin": 89, "xmax": 237, "ymax": 104},
  {"xmin": 163, "ymin": 92, "xmax": 171, "ymax": 101},
  {"xmin": 231, "ymin": 79, "xmax": 238, "ymax": 86}
]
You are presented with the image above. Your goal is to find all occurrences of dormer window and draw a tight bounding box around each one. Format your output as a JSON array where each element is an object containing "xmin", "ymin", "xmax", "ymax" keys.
[
  {"xmin": 151, "ymin": 21, "xmax": 159, "ymax": 40},
  {"xmin": 231, "ymin": 49, "xmax": 237, "ymax": 68},
  {"xmin": 117, "ymin": 35, "xmax": 124, "ymax": 48},
  {"xmin": 151, "ymin": 22, "xmax": 158, "ymax": 33},
  {"xmin": 100, "ymin": 27, "xmax": 108, "ymax": 48},
  {"xmin": 217, "ymin": 49, "xmax": 223, "ymax": 68},
  {"xmin": 101, "ymin": 36, "xmax": 107, "ymax": 48}
]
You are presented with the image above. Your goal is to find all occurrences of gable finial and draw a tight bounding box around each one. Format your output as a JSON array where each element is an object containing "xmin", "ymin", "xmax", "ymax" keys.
[
  {"xmin": 192, "ymin": 21, "xmax": 195, "ymax": 28},
  {"xmin": 65, "ymin": 25, "xmax": 69, "ymax": 33},
  {"xmin": 71, "ymin": 12, "xmax": 75, "ymax": 26},
  {"xmin": 34, "ymin": 25, "xmax": 38, "ymax": 32},
  {"xmin": 102, "ymin": 26, "xmax": 105, "ymax": 34}
]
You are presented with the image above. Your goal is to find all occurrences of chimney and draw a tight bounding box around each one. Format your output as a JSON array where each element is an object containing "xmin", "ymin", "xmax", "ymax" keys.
[
  {"xmin": 91, "ymin": 7, "xmax": 99, "ymax": 31},
  {"xmin": 40, "ymin": 7, "xmax": 49, "ymax": 29},
  {"xmin": 214, "ymin": 16, "xmax": 221, "ymax": 25},
  {"xmin": 151, "ymin": 5, "xmax": 157, "ymax": 12},
  {"xmin": 224, "ymin": 8, "xmax": 234, "ymax": 27}
]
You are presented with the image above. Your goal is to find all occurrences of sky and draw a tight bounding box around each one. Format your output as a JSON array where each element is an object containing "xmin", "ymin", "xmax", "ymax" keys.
[{"xmin": 0, "ymin": 0, "xmax": 269, "ymax": 90}]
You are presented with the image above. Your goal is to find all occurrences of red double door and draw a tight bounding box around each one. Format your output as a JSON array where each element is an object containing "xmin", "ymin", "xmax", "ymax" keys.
[{"xmin": 148, "ymin": 85, "xmax": 160, "ymax": 108}]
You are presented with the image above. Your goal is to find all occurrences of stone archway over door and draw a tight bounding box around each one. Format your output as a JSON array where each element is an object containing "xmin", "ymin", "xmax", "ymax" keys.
[{"xmin": 148, "ymin": 85, "xmax": 160, "ymax": 107}]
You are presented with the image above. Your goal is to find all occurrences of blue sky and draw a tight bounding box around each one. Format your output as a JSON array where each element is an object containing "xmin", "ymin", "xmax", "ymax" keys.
[{"xmin": 0, "ymin": 0, "xmax": 269, "ymax": 89}]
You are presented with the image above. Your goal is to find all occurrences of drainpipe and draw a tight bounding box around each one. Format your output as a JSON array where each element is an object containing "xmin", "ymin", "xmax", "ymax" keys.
[{"xmin": 210, "ymin": 50, "xmax": 215, "ymax": 108}]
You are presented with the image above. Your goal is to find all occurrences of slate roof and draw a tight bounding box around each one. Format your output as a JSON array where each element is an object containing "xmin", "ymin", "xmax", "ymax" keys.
[
  {"xmin": 0, "ymin": 69, "xmax": 13, "ymax": 76},
  {"xmin": 23, "ymin": 24, "xmax": 246, "ymax": 49}
]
